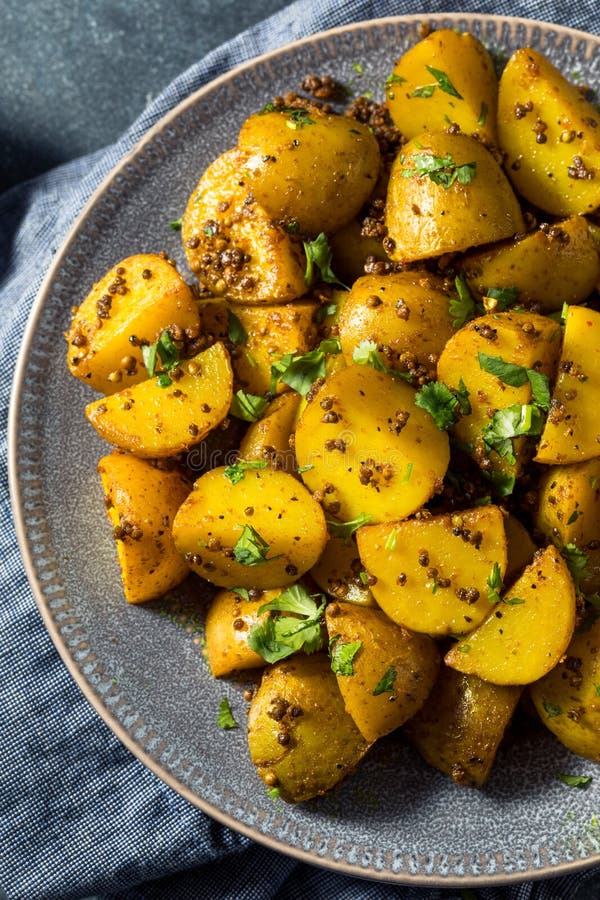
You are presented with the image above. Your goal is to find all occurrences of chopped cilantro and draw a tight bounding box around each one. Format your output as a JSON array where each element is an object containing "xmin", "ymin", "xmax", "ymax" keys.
[
  {"xmin": 373, "ymin": 665, "xmax": 397, "ymax": 695},
  {"xmin": 223, "ymin": 460, "xmax": 267, "ymax": 485},
  {"xmin": 415, "ymin": 381, "xmax": 466, "ymax": 430},
  {"xmin": 567, "ymin": 509, "xmax": 581, "ymax": 525},
  {"xmin": 260, "ymin": 103, "xmax": 315, "ymax": 129},
  {"xmin": 456, "ymin": 643, "xmax": 471, "ymax": 654},
  {"xmin": 327, "ymin": 512, "xmax": 372, "ymax": 540},
  {"xmin": 297, "ymin": 464, "xmax": 314, "ymax": 474},
  {"xmin": 330, "ymin": 640, "xmax": 362, "ymax": 676},
  {"xmin": 169, "ymin": 217, "xmax": 183, "ymax": 230},
  {"xmin": 402, "ymin": 152, "xmax": 476, "ymax": 189},
  {"xmin": 217, "ymin": 698, "xmax": 238, "ymax": 730},
  {"xmin": 543, "ymin": 700, "xmax": 562, "ymax": 718},
  {"xmin": 477, "ymin": 353, "xmax": 551, "ymax": 412},
  {"xmin": 485, "ymin": 286, "xmax": 519, "ymax": 310},
  {"xmin": 483, "ymin": 470, "xmax": 516, "ymax": 498},
  {"xmin": 352, "ymin": 340, "xmax": 388, "ymax": 372},
  {"xmin": 450, "ymin": 275, "xmax": 477, "ymax": 328},
  {"xmin": 247, "ymin": 584, "xmax": 325, "ymax": 663},
  {"xmin": 482, "ymin": 403, "xmax": 544, "ymax": 463},
  {"xmin": 562, "ymin": 543, "xmax": 589, "ymax": 589},
  {"xmin": 386, "ymin": 73, "xmax": 407, "ymax": 85},
  {"xmin": 303, "ymin": 233, "xmax": 347, "ymax": 289},
  {"xmin": 229, "ymin": 390, "xmax": 269, "ymax": 423},
  {"xmin": 315, "ymin": 301, "xmax": 338, "ymax": 323},
  {"xmin": 425, "ymin": 65, "xmax": 463, "ymax": 99},
  {"xmin": 227, "ymin": 310, "xmax": 248, "ymax": 345},
  {"xmin": 403, "ymin": 462, "xmax": 413, "ymax": 482},
  {"xmin": 270, "ymin": 338, "xmax": 342, "ymax": 396},
  {"xmin": 142, "ymin": 330, "xmax": 180, "ymax": 386},
  {"xmin": 284, "ymin": 219, "xmax": 301, "ymax": 234},
  {"xmin": 352, "ymin": 62, "xmax": 364, "ymax": 75},
  {"xmin": 385, "ymin": 529, "xmax": 398, "ymax": 551},
  {"xmin": 487, "ymin": 562, "xmax": 503, "ymax": 605},
  {"xmin": 231, "ymin": 587, "xmax": 250, "ymax": 601},
  {"xmin": 477, "ymin": 101, "xmax": 489, "ymax": 126},
  {"xmin": 359, "ymin": 571, "xmax": 369, "ymax": 585},
  {"xmin": 411, "ymin": 84, "xmax": 436, "ymax": 98},
  {"xmin": 557, "ymin": 773, "xmax": 592, "ymax": 789},
  {"xmin": 203, "ymin": 224, "xmax": 216, "ymax": 237},
  {"xmin": 233, "ymin": 525, "xmax": 280, "ymax": 566},
  {"xmin": 266, "ymin": 786, "xmax": 280, "ymax": 801}
]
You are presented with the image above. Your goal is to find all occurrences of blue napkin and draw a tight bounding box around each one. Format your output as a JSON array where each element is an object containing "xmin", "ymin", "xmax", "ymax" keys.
[{"xmin": 2, "ymin": 1, "xmax": 600, "ymax": 898}]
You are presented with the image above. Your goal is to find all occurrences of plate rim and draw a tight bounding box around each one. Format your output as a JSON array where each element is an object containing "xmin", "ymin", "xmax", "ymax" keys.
[{"xmin": 8, "ymin": 11, "xmax": 600, "ymax": 887}]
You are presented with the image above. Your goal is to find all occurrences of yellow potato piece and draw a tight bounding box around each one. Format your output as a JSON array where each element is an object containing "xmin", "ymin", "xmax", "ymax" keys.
[
  {"xmin": 325, "ymin": 601, "xmax": 440, "ymax": 742},
  {"xmin": 295, "ymin": 365, "xmax": 449, "ymax": 524},
  {"xmin": 329, "ymin": 220, "xmax": 389, "ymax": 286},
  {"xmin": 498, "ymin": 48, "xmax": 600, "ymax": 216},
  {"xmin": 529, "ymin": 618, "xmax": 600, "ymax": 762},
  {"xmin": 462, "ymin": 216, "xmax": 600, "ymax": 313},
  {"xmin": 238, "ymin": 108, "xmax": 380, "ymax": 236},
  {"xmin": 405, "ymin": 666, "xmax": 522, "ymax": 786},
  {"xmin": 247, "ymin": 654, "xmax": 370, "ymax": 802},
  {"xmin": 86, "ymin": 342, "xmax": 233, "ymax": 458},
  {"xmin": 535, "ymin": 459, "xmax": 600, "ymax": 593},
  {"xmin": 172, "ymin": 466, "xmax": 327, "ymax": 589},
  {"xmin": 445, "ymin": 545, "xmax": 577, "ymax": 685},
  {"xmin": 182, "ymin": 148, "xmax": 306, "ymax": 303},
  {"xmin": 536, "ymin": 306, "xmax": 600, "ymax": 464},
  {"xmin": 386, "ymin": 29, "xmax": 498, "ymax": 146},
  {"xmin": 205, "ymin": 588, "xmax": 280, "ymax": 676},
  {"xmin": 503, "ymin": 513, "xmax": 536, "ymax": 583},
  {"xmin": 238, "ymin": 391, "xmax": 301, "ymax": 474},
  {"xmin": 437, "ymin": 311, "xmax": 562, "ymax": 480},
  {"xmin": 356, "ymin": 506, "xmax": 507, "ymax": 636},
  {"xmin": 66, "ymin": 254, "xmax": 200, "ymax": 394},
  {"xmin": 385, "ymin": 132, "xmax": 524, "ymax": 262},
  {"xmin": 98, "ymin": 452, "xmax": 190, "ymax": 604},
  {"xmin": 310, "ymin": 536, "xmax": 377, "ymax": 607},
  {"xmin": 338, "ymin": 271, "xmax": 454, "ymax": 380}
]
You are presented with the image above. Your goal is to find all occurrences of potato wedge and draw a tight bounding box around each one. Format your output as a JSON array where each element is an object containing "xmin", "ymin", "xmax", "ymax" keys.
[
  {"xmin": 445, "ymin": 545, "xmax": 577, "ymax": 685},
  {"xmin": 86, "ymin": 342, "xmax": 233, "ymax": 458},
  {"xmin": 182, "ymin": 148, "xmax": 306, "ymax": 303},
  {"xmin": 338, "ymin": 272, "xmax": 454, "ymax": 380},
  {"xmin": 238, "ymin": 108, "xmax": 380, "ymax": 236},
  {"xmin": 437, "ymin": 311, "xmax": 562, "ymax": 482},
  {"xmin": 310, "ymin": 535, "xmax": 377, "ymax": 607},
  {"xmin": 172, "ymin": 466, "xmax": 327, "ymax": 589},
  {"xmin": 329, "ymin": 220, "xmax": 389, "ymax": 286},
  {"xmin": 385, "ymin": 133, "xmax": 524, "ymax": 262},
  {"xmin": 356, "ymin": 506, "xmax": 508, "ymax": 636},
  {"xmin": 504, "ymin": 513, "xmax": 536, "ymax": 582},
  {"xmin": 536, "ymin": 305, "xmax": 600, "ymax": 465},
  {"xmin": 498, "ymin": 48, "xmax": 600, "ymax": 215},
  {"xmin": 66, "ymin": 254, "xmax": 200, "ymax": 394},
  {"xmin": 247, "ymin": 653, "xmax": 370, "ymax": 802},
  {"xmin": 295, "ymin": 364, "xmax": 449, "ymax": 524},
  {"xmin": 529, "ymin": 618, "xmax": 600, "ymax": 762},
  {"xmin": 98, "ymin": 452, "xmax": 190, "ymax": 604},
  {"xmin": 325, "ymin": 602, "xmax": 439, "ymax": 741},
  {"xmin": 462, "ymin": 216, "xmax": 600, "ymax": 312},
  {"xmin": 405, "ymin": 666, "xmax": 522, "ymax": 786},
  {"xmin": 238, "ymin": 391, "xmax": 301, "ymax": 474},
  {"xmin": 386, "ymin": 29, "xmax": 498, "ymax": 146},
  {"xmin": 535, "ymin": 459, "xmax": 600, "ymax": 593},
  {"xmin": 205, "ymin": 587, "xmax": 279, "ymax": 676}
]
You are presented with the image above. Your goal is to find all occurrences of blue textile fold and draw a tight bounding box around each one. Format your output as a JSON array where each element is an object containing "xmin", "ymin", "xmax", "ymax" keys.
[{"xmin": 1, "ymin": 1, "xmax": 600, "ymax": 898}]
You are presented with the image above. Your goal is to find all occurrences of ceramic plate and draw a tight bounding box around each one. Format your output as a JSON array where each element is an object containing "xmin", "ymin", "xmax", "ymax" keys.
[{"xmin": 10, "ymin": 13, "xmax": 600, "ymax": 887}]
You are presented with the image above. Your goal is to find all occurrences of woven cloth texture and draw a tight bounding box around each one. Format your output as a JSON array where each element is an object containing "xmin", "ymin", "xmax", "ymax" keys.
[{"xmin": 1, "ymin": 1, "xmax": 600, "ymax": 898}]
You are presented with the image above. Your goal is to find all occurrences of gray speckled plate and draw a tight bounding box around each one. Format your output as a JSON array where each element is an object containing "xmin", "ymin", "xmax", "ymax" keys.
[{"xmin": 9, "ymin": 13, "xmax": 600, "ymax": 887}]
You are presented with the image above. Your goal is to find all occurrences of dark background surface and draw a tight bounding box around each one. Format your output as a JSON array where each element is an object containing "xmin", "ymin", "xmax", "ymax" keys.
[{"xmin": 0, "ymin": 0, "xmax": 292, "ymax": 194}]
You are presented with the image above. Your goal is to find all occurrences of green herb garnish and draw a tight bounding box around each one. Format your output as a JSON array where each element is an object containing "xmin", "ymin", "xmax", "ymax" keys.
[
  {"xmin": 231, "ymin": 588, "xmax": 250, "ymax": 601},
  {"xmin": 142, "ymin": 330, "xmax": 180, "ymax": 386},
  {"xmin": 247, "ymin": 584, "xmax": 325, "ymax": 663},
  {"xmin": 450, "ymin": 275, "xmax": 477, "ymax": 328},
  {"xmin": 402, "ymin": 152, "xmax": 476, "ymax": 189},
  {"xmin": 326, "ymin": 512, "xmax": 372, "ymax": 540},
  {"xmin": 543, "ymin": 700, "xmax": 563, "ymax": 718},
  {"xmin": 330, "ymin": 640, "xmax": 362, "ymax": 676},
  {"xmin": 303, "ymin": 233, "xmax": 347, "ymax": 289},
  {"xmin": 425, "ymin": 65, "xmax": 463, "ymax": 98},
  {"xmin": 373, "ymin": 665, "xmax": 397, "ymax": 696},
  {"xmin": 485, "ymin": 286, "xmax": 519, "ymax": 310},
  {"xmin": 557, "ymin": 773, "xmax": 592, "ymax": 789},
  {"xmin": 227, "ymin": 310, "xmax": 248, "ymax": 345},
  {"xmin": 169, "ymin": 217, "xmax": 183, "ymax": 230},
  {"xmin": 232, "ymin": 525, "xmax": 280, "ymax": 567},
  {"xmin": 352, "ymin": 340, "xmax": 388, "ymax": 372},
  {"xmin": 415, "ymin": 381, "xmax": 468, "ymax": 430},
  {"xmin": 562, "ymin": 543, "xmax": 589, "ymax": 590},
  {"xmin": 217, "ymin": 698, "xmax": 238, "ymax": 730},
  {"xmin": 482, "ymin": 403, "xmax": 544, "ymax": 463},
  {"xmin": 487, "ymin": 562, "xmax": 503, "ymax": 605},
  {"xmin": 224, "ymin": 459, "xmax": 268, "ymax": 485},
  {"xmin": 385, "ymin": 530, "xmax": 398, "ymax": 551},
  {"xmin": 477, "ymin": 101, "xmax": 489, "ymax": 126},
  {"xmin": 477, "ymin": 354, "xmax": 551, "ymax": 411},
  {"xmin": 229, "ymin": 390, "xmax": 269, "ymax": 423},
  {"xmin": 270, "ymin": 338, "xmax": 342, "ymax": 396}
]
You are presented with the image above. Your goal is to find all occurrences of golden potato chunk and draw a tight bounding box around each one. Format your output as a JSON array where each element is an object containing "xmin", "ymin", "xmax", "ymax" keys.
[
  {"xmin": 498, "ymin": 48, "xmax": 600, "ymax": 215},
  {"xmin": 504, "ymin": 513, "xmax": 536, "ymax": 582},
  {"xmin": 295, "ymin": 364, "xmax": 449, "ymax": 524},
  {"xmin": 529, "ymin": 618, "xmax": 600, "ymax": 762},
  {"xmin": 536, "ymin": 306, "xmax": 600, "ymax": 464},
  {"xmin": 311, "ymin": 536, "xmax": 377, "ymax": 607},
  {"xmin": 386, "ymin": 29, "xmax": 498, "ymax": 146},
  {"xmin": 325, "ymin": 602, "xmax": 440, "ymax": 741},
  {"xmin": 329, "ymin": 221, "xmax": 389, "ymax": 285},
  {"xmin": 356, "ymin": 506, "xmax": 508, "ymax": 636},
  {"xmin": 238, "ymin": 108, "xmax": 380, "ymax": 236},
  {"xmin": 66, "ymin": 254, "xmax": 200, "ymax": 394},
  {"xmin": 172, "ymin": 466, "xmax": 327, "ymax": 589},
  {"xmin": 238, "ymin": 391, "xmax": 301, "ymax": 474},
  {"xmin": 86, "ymin": 342, "xmax": 233, "ymax": 458},
  {"xmin": 247, "ymin": 654, "xmax": 370, "ymax": 802},
  {"xmin": 338, "ymin": 272, "xmax": 454, "ymax": 380},
  {"xmin": 445, "ymin": 545, "xmax": 577, "ymax": 685},
  {"xmin": 182, "ymin": 148, "xmax": 306, "ymax": 303},
  {"xmin": 205, "ymin": 588, "xmax": 279, "ymax": 676},
  {"xmin": 385, "ymin": 133, "xmax": 524, "ymax": 262},
  {"xmin": 405, "ymin": 666, "xmax": 522, "ymax": 787},
  {"xmin": 98, "ymin": 452, "xmax": 190, "ymax": 604}
]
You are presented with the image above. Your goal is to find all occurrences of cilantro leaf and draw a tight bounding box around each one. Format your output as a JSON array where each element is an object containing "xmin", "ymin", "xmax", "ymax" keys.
[
  {"xmin": 217, "ymin": 698, "xmax": 238, "ymax": 730},
  {"xmin": 303, "ymin": 233, "xmax": 347, "ymax": 289},
  {"xmin": 411, "ymin": 84, "xmax": 435, "ymax": 98},
  {"xmin": 169, "ymin": 217, "xmax": 183, "ymax": 230},
  {"xmin": 526, "ymin": 369, "xmax": 551, "ymax": 412},
  {"xmin": 247, "ymin": 585, "xmax": 325, "ymax": 663},
  {"xmin": 386, "ymin": 73, "xmax": 407, "ymax": 85},
  {"xmin": 373, "ymin": 665, "xmax": 397, "ymax": 695},
  {"xmin": 352, "ymin": 340, "xmax": 388, "ymax": 371},
  {"xmin": 227, "ymin": 310, "xmax": 248, "ymax": 345},
  {"xmin": 557, "ymin": 773, "xmax": 592, "ymax": 788},
  {"xmin": 270, "ymin": 338, "xmax": 341, "ymax": 396},
  {"xmin": 485, "ymin": 286, "xmax": 519, "ymax": 310},
  {"xmin": 385, "ymin": 529, "xmax": 398, "ymax": 551},
  {"xmin": 229, "ymin": 390, "xmax": 269, "ymax": 423},
  {"xmin": 233, "ymin": 525, "xmax": 280, "ymax": 566},
  {"xmin": 330, "ymin": 640, "xmax": 362, "ymax": 676},
  {"xmin": 142, "ymin": 330, "xmax": 180, "ymax": 386},
  {"xmin": 266, "ymin": 786, "xmax": 280, "ymax": 801},
  {"xmin": 543, "ymin": 700, "xmax": 562, "ymax": 718},
  {"xmin": 482, "ymin": 404, "xmax": 544, "ymax": 463},
  {"xmin": 326, "ymin": 512, "xmax": 372, "ymax": 539},
  {"xmin": 415, "ymin": 381, "xmax": 463, "ymax": 430},
  {"xmin": 477, "ymin": 101, "xmax": 489, "ymax": 126},
  {"xmin": 402, "ymin": 152, "xmax": 476, "ymax": 189},
  {"xmin": 425, "ymin": 65, "xmax": 463, "ymax": 99},
  {"xmin": 483, "ymin": 469, "xmax": 516, "ymax": 498},
  {"xmin": 477, "ymin": 353, "xmax": 529, "ymax": 387},
  {"xmin": 562, "ymin": 543, "xmax": 589, "ymax": 590},
  {"xmin": 223, "ymin": 460, "xmax": 267, "ymax": 484},
  {"xmin": 231, "ymin": 587, "xmax": 250, "ymax": 601},
  {"xmin": 456, "ymin": 377, "xmax": 472, "ymax": 415},
  {"xmin": 450, "ymin": 275, "xmax": 477, "ymax": 328},
  {"xmin": 487, "ymin": 562, "xmax": 503, "ymax": 604}
]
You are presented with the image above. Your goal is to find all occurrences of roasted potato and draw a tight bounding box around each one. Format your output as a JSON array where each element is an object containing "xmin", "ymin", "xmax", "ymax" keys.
[
  {"xmin": 238, "ymin": 391, "xmax": 301, "ymax": 474},
  {"xmin": 98, "ymin": 452, "xmax": 190, "ymax": 604},
  {"xmin": 310, "ymin": 535, "xmax": 377, "ymax": 607},
  {"xmin": 205, "ymin": 588, "xmax": 277, "ymax": 676},
  {"xmin": 329, "ymin": 220, "xmax": 389, "ymax": 285},
  {"xmin": 247, "ymin": 653, "xmax": 370, "ymax": 802}
]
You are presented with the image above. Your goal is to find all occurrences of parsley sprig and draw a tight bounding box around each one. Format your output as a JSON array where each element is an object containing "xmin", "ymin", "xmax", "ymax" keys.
[{"xmin": 247, "ymin": 585, "xmax": 325, "ymax": 663}]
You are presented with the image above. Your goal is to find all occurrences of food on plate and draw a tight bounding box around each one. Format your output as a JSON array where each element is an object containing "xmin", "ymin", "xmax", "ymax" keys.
[{"xmin": 65, "ymin": 27, "xmax": 600, "ymax": 802}]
